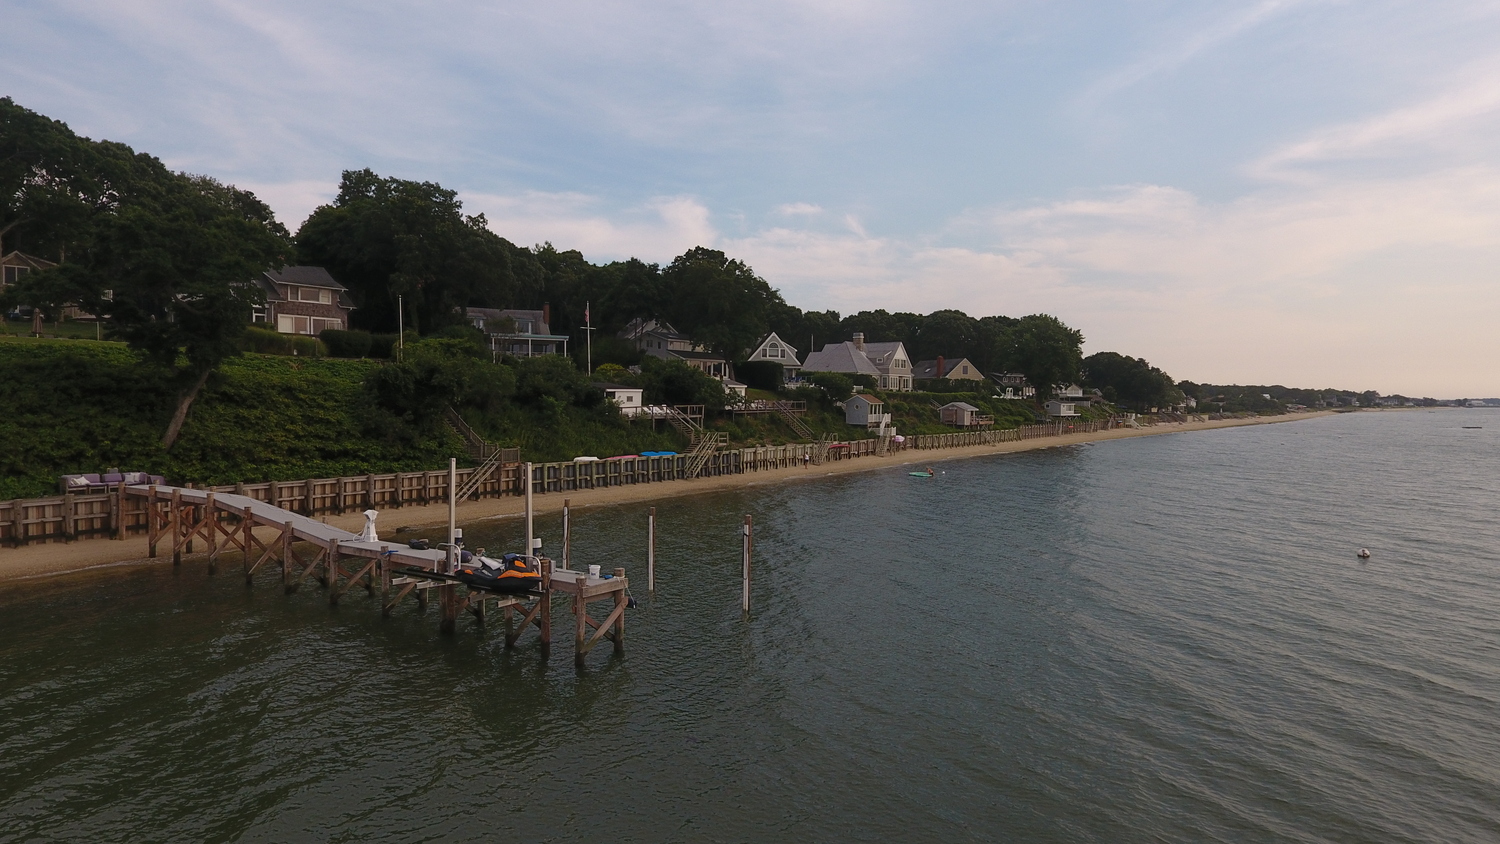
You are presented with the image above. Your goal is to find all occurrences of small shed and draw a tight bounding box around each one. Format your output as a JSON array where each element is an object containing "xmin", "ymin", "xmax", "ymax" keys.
[
  {"xmin": 594, "ymin": 382, "xmax": 646, "ymax": 417},
  {"xmin": 940, "ymin": 401, "xmax": 991, "ymax": 428},
  {"xmin": 845, "ymin": 393, "xmax": 888, "ymax": 428},
  {"xmin": 1045, "ymin": 399, "xmax": 1080, "ymax": 418}
]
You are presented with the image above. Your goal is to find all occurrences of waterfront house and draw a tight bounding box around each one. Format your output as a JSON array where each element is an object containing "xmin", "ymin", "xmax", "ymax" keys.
[
  {"xmin": 619, "ymin": 317, "xmax": 730, "ymax": 379},
  {"xmin": 844, "ymin": 393, "xmax": 891, "ymax": 429},
  {"xmin": 801, "ymin": 333, "xmax": 913, "ymax": 391},
  {"xmin": 940, "ymin": 401, "xmax": 992, "ymax": 428},
  {"xmin": 914, "ymin": 356, "xmax": 984, "ymax": 382},
  {"xmin": 0, "ymin": 251, "xmax": 54, "ymax": 293},
  {"xmin": 1046, "ymin": 399, "xmax": 1080, "ymax": 418},
  {"xmin": 594, "ymin": 382, "xmax": 645, "ymax": 417},
  {"xmin": 466, "ymin": 306, "xmax": 570, "ymax": 358},
  {"xmin": 990, "ymin": 372, "xmax": 1035, "ymax": 400},
  {"xmin": 251, "ymin": 266, "xmax": 356, "ymax": 336},
  {"xmin": 747, "ymin": 332, "xmax": 801, "ymax": 379}
]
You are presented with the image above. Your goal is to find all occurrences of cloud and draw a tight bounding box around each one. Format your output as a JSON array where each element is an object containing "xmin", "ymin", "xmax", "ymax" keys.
[
  {"xmin": 463, "ymin": 191, "xmax": 717, "ymax": 259},
  {"xmin": 777, "ymin": 203, "xmax": 824, "ymax": 216}
]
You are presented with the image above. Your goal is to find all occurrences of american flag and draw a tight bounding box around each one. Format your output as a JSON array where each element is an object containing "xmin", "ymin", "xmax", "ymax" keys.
[{"xmin": 585, "ymin": 302, "xmax": 590, "ymax": 325}]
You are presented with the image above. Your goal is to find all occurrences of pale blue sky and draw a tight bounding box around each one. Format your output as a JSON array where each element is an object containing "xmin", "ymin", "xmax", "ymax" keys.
[{"xmin": 6, "ymin": 1, "xmax": 1500, "ymax": 395}]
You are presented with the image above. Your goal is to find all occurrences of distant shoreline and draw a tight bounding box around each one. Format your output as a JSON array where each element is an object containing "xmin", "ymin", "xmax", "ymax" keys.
[{"xmin": 0, "ymin": 410, "xmax": 1345, "ymax": 583}]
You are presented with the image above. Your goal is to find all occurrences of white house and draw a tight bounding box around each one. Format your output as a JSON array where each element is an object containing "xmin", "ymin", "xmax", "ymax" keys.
[
  {"xmin": 594, "ymin": 382, "xmax": 645, "ymax": 417},
  {"xmin": 467, "ymin": 306, "xmax": 570, "ymax": 358},
  {"xmin": 1046, "ymin": 399, "xmax": 1080, "ymax": 418},
  {"xmin": 844, "ymin": 393, "xmax": 890, "ymax": 429},
  {"xmin": 747, "ymin": 332, "xmax": 801, "ymax": 378},
  {"xmin": 1056, "ymin": 384, "xmax": 1085, "ymax": 399}
]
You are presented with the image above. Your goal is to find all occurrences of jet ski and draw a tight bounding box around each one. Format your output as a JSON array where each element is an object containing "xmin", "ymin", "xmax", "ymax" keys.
[{"xmin": 455, "ymin": 553, "xmax": 543, "ymax": 594}]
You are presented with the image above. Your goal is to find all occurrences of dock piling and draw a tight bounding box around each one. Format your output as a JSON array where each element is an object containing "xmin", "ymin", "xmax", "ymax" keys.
[
  {"xmin": 562, "ymin": 499, "xmax": 570, "ymax": 569},
  {"xmin": 741, "ymin": 514, "xmax": 752, "ymax": 618}
]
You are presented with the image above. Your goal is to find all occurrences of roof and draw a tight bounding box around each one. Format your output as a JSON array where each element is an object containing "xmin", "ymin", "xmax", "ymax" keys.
[
  {"xmin": 591, "ymin": 382, "xmax": 640, "ymax": 391},
  {"xmin": 849, "ymin": 393, "xmax": 883, "ymax": 404},
  {"xmin": 801, "ymin": 341, "xmax": 881, "ymax": 376},
  {"xmin": 861, "ymin": 341, "xmax": 906, "ymax": 367},
  {"xmin": 914, "ymin": 358, "xmax": 973, "ymax": 378},
  {"xmin": 671, "ymin": 349, "xmax": 726, "ymax": 362},
  {"xmin": 942, "ymin": 401, "xmax": 980, "ymax": 411},
  {"xmin": 0, "ymin": 251, "xmax": 57, "ymax": 270},
  {"xmin": 262, "ymin": 266, "xmax": 346, "ymax": 291},
  {"xmin": 752, "ymin": 332, "xmax": 799, "ymax": 358},
  {"xmin": 466, "ymin": 307, "xmax": 553, "ymax": 336},
  {"xmin": 619, "ymin": 317, "xmax": 689, "ymax": 342}
]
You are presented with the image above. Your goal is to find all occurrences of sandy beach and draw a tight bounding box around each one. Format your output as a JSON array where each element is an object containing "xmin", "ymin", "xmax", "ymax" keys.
[{"xmin": 1, "ymin": 411, "xmax": 1340, "ymax": 582}]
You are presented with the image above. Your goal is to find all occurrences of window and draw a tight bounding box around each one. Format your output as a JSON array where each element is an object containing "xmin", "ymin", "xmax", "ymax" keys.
[
  {"xmin": 295, "ymin": 287, "xmax": 332, "ymax": 304},
  {"xmin": 251, "ymin": 304, "xmax": 268, "ymax": 323},
  {"xmin": 3, "ymin": 265, "xmax": 29, "ymax": 286},
  {"xmin": 961, "ymin": 365, "xmax": 970, "ymax": 374}
]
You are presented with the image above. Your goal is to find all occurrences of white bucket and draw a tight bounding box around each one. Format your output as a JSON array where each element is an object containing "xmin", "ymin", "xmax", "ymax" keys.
[{"xmin": 588, "ymin": 564, "xmax": 601, "ymax": 578}]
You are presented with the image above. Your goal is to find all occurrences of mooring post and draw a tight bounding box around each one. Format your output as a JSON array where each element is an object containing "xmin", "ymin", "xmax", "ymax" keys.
[
  {"xmin": 540, "ymin": 558, "xmax": 552, "ymax": 655},
  {"xmin": 613, "ymin": 567, "xmax": 626, "ymax": 655},
  {"xmin": 439, "ymin": 585, "xmax": 458, "ymax": 634},
  {"xmin": 170, "ymin": 488, "xmax": 183, "ymax": 565},
  {"xmin": 205, "ymin": 491, "xmax": 218, "ymax": 574},
  {"xmin": 327, "ymin": 541, "xmax": 342, "ymax": 603},
  {"xmin": 242, "ymin": 505, "xmax": 254, "ymax": 583},
  {"xmin": 524, "ymin": 461, "xmax": 536, "ymax": 561},
  {"xmin": 648, "ymin": 507, "xmax": 656, "ymax": 592},
  {"xmin": 574, "ymin": 577, "xmax": 588, "ymax": 667},
  {"xmin": 741, "ymin": 514, "xmax": 752, "ymax": 618},
  {"xmin": 111, "ymin": 483, "xmax": 124, "ymax": 541},
  {"xmin": 379, "ymin": 544, "xmax": 391, "ymax": 603},
  {"xmin": 562, "ymin": 498, "xmax": 571, "ymax": 569},
  {"xmin": 147, "ymin": 485, "xmax": 159, "ymax": 557},
  {"xmin": 281, "ymin": 527, "xmax": 293, "ymax": 592}
]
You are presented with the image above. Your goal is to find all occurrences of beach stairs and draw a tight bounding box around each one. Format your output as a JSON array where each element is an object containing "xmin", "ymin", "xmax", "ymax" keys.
[
  {"xmin": 445, "ymin": 406, "xmax": 519, "ymax": 500},
  {"xmin": 682, "ymin": 431, "xmax": 728, "ymax": 478},
  {"xmin": 773, "ymin": 401, "xmax": 814, "ymax": 439}
]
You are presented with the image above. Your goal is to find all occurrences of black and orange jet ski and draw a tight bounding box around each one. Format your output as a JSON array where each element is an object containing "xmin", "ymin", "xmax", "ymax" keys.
[{"xmin": 456, "ymin": 553, "xmax": 543, "ymax": 594}]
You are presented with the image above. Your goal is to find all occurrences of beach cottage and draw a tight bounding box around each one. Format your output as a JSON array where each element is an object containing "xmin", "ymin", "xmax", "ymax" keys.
[
  {"xmin": 747, "ymin": 332, "xmax": 801, "ymax": 379},
  {"xmin": 940, "ymin": 401, "xmax": 992, "ymax": 428},
  {"xmin": 844, "ymin": 394, "xmax": 890, "ymax": 429},
  {"xmin": 1046, "ymin": 399, "xmax": 1080, "ymax": 418},
  {"xmin": 594, "ymin": 382, "xmax": 646, "ymax": 417},
  {"xmin": 913, "ymin": 356, "xmax": 984, "ymax": 382},
  {"xmin": 801, "ymin": 333, "xmax": 913, "ymax": 391}
]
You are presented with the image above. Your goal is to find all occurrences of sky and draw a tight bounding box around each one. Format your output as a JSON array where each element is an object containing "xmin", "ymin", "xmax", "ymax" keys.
[{"xmin": 5, "ymin": 0, "xmax": 1500, "ymax": 396}]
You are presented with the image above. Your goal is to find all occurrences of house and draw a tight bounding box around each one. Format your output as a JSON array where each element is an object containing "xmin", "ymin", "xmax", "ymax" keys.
[
  {"xmin": 844, "ymin": 393, "xmax": 891, "ymax": 429},
  {"xmin": 594, "ymin": 382, "xmax": 645, "ymax": 417},
  {"xmin": 466, "ymin": 306, "xmax": 570, "ymax": 358},
  {"xmin": 251, "ymin": 266, "xmax": 356, "ymax": 336},
  {"xmin": 747, "ymin": 332, "xmax": 801, "ymax": 378},
  {"xmin": 801, "ymin": 333, "xmax": 913, "ymax": 391},
  {"xmin": 1056, "ymin": 384, "xmax": 1085, "ymax": 399},
  {"xmin": 1, "ymin": 251, "xmax": 55, "ymax": 293},
  {"xmin": 913, "ymin": 356, "xmax": 984, "ymax": 382},
  {"xmin": 619, "ymin": 318, "xmax": 729, "ymax": 379},
  {"xmin": 990, "ymin": 372, "xmax": 1035, "ymax": 400},
  {"xmin": 1046, "ymin": 399, "xmax": 1080, "ymax": 418},
  {"xmin": 940, "ymin": 401, "xmax": 992, "ymax": 428}
]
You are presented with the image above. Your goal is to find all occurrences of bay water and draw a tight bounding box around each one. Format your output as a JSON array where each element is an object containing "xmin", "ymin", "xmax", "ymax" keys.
[{"xmin": 1, "ymin": 410, "xmax": 1497, "ymax": 842}]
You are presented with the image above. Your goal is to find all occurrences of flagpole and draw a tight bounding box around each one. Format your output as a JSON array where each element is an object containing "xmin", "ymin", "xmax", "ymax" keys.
[{"xmin": 585, "ymin": 301, "xmax": 593, "ymax": 374}]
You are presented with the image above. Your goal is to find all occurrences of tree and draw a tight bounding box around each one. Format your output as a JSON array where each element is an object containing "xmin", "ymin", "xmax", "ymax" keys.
[
  {"xmin": 1005, "ymin": 314, "xmax": 1083, "ymax": 402},
  {"xmin": 1083, "ymin": 352, "xmax": 1180, "ymax": 411},
  {"xmin": 0, "ymin": 99, "xmax": 291, "ymax": 448},
  {"xmin": 296, "ymin": 169, "xmax": 525, "ymax": 333},
  {"xmin": 661, "ymin": 247, "xmax": 780, "ymax": 358}
]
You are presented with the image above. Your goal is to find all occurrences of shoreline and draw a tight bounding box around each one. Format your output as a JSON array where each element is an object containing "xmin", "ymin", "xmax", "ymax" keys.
[{"xmin": 1, "ymin": 410, "xmax": 1341, "ymax": 582}]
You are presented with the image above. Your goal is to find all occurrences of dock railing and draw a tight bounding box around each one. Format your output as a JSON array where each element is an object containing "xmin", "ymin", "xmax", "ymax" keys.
[{"xmin": 1, "ymin": 418, "xmax": 1120, "ymax": 547}]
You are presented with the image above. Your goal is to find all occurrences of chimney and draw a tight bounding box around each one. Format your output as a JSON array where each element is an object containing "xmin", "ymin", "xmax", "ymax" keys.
[
  {"xmin": 852, "ymin": 332, "xmax": 865, "ymax": 351},
  {"xmin": 542, "ymin": 303, "xmax": 551, "ymax": 330},
  {"xmin": 935, "ymin": 355, "xmax": 945, "ymax": 380}
]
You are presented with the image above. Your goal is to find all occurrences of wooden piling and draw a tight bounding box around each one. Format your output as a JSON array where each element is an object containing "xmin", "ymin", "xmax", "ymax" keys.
[
  {"xmin": 561, "ymin": 499, "xmax": 571, "ymax": 569},
  {"xmin": 574, "ymin": 576, "xmax": 588, "ymax": 667},
  {"xmin": 439, "ymin": 585, "xmax": 458, "ymax": 634},
  {"xmin": 613, "ymin": 566, "xmax": 626, "ymax": 655},
  {"xmin": 205, "ymin": 491, "xmax": 218, "ymax": 573},
  {"xmin": 742, "ymin": 514, "xmax": 752, "ymax": 618},
  {"xmin": 147, "ymin": 485, "xmax": 160, "ymax": 557},
  {"xmin": 170, "ymin": 488, "xmax": 182, "ymax": 565},
  {"xmin": 539, "ymin": 558, "xmax": 552, "ymax": 654}
]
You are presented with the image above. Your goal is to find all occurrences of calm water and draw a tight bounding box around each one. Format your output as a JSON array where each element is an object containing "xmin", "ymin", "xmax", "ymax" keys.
[{"xmin": 2, "ymin": 410, "xmax": 1498, "ymax": 842}]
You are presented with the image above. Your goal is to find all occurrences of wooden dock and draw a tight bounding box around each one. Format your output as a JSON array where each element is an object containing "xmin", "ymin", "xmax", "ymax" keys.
[{"xmin": 129, "ymin": 484, "xmax": 627, "ymax": 665}]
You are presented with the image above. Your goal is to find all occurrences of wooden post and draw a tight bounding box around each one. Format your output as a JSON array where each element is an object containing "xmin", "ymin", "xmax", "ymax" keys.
[
  {"xmin": 242, "ymin": 506, "xmax": 254, "ymax": 582},
  {"xmin": 392, "ymin": 472, "xmax": 403, "ymax": 509},
  {"xmin": 205, "ymin": 492, "xmax": 219, "ymax": 573},
  {"xmin": 524, "ymin": 462, "xmax": 535, "ymax": 561},
  {"xmin": 327, "ymin": 541, "xmax": 342, "ymax": 603},
  {"xmin": 110, "ymin": 483, "xmax": 124, "ymax": 540},
  {"xmin": 447, "ymin": 458, "xmax": 457, "ymax": 575},
  {"xmin": 147, "ymin": 485, "xmax": 160, "ymax": 557},
  {"xmin": 63, "ymin": 491, "xmax": 75, "ymax": 543},
  {"xmin": 648, "ymin": 507, "xmax": 656, "ymax": 592},
  {"xmin": 8, "ymin": 499, "xmax": 22, "ymax": 548},
  {"xmin": 574, "ymin": 573, "xmax": 588, "ymax": 667},
  {"xmin": 439, "ymin": 585, "xmax": 458, "ymax": 634},
  {"xmin": 366, "ymin": 473, "xmax": 375, "ymax": 509},
  {"xmin": 303, "ymin": 478, "xmax": 316, "ymax": 516},
  {"xmin": 742, "ymin": 514, "xmax": 752, "ymax": 618},
  {"xmin": 613, "ymin": 567, "xmax": 626, "ymax": 655},
  {"xmin": 281, "ymin": 528, "xmax": 294, "ymax": 593},
  {"xmin": 539, "ymin": 558, "xmax": 552, "ymax": 655},
  {"xmin": 561, "ymin": 498, "xmax": 571, "ymax": 569},
  {"xmin": 170, "ymin": 488, "xmax": 183, "ymax": 565}
]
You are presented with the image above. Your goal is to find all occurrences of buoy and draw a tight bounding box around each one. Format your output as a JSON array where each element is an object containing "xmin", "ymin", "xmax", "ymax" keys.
[{"xmin": 1357, "ymin": 548, "xmax": 1371, "ymax": 559}]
